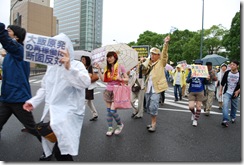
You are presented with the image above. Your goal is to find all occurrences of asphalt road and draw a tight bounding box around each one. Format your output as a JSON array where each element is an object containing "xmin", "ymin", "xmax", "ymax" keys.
[{"xmin": 0, "ymin": 75, "xmax": 241, "ymax": 162}]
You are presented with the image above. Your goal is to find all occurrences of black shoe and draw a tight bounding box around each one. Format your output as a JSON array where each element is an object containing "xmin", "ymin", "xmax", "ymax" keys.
[
  {"xmin": 221, "ymin": 121, "xmax": 229, "ymax": 127},
  {"xmin": 134, "ymin": 116, "xmax": 142, "ymax": 119},
  {"xmin": 131, "ymin": 113, "xmax": 137, "ymax": 118},
  {"xmin": 39, "ymin": 154, "xmax": 52, "ymax": 161},
  {"xmin": 21, "ymin": 127, "xmax": 29, "ymax": 133},
  {"xmin": 89, "ymin": 116, "xmax": 98, "ymax": 121}
]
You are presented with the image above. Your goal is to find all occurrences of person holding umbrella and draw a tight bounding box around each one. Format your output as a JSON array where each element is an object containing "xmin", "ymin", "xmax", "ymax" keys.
[
  {"xmin": 202, "ymin": 62, "xmax": 217, "ymax": 116},
  {"xmin": 94, "ymin": 51, "xmax": 129, "ymax": 136}
]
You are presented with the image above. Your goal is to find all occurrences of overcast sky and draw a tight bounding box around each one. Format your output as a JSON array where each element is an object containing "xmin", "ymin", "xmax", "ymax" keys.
[{"xmin": 0, "ymin": 0, "xmax": 240, "ymax": 46}]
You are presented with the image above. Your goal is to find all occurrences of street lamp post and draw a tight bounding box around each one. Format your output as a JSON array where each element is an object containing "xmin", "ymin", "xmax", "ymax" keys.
[
  {"xmin": 10, "ymin": 0, "xmax": 23, "ymax": 25},
  {"xmin": 200, "ymin": 0, "xmax": 204, "ymax": 59}
]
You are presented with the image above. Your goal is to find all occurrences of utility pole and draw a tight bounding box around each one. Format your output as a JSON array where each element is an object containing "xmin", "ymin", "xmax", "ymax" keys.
[{"xmin": 200, "ymin": 0, "xmax": 204, "ymax": 59}]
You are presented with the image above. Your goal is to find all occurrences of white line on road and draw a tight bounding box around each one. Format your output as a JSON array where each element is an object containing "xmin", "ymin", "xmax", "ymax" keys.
[
  {"xmin": 33, "ymin": 80, "xmax": 42, "ymax": 83},
  {"xmin": 158, "ymin": 107, "xmax": 240, "ymax": 117}
]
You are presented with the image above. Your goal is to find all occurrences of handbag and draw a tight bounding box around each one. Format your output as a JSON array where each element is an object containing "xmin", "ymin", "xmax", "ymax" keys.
[
  {"xmin": 113, "ymin": 84, "xmax": 131, "ymax": 109},
  {"xmin": 91, "ymin": 73, "xmax": 99, "ymax": 83},
  {"xmin": 35, "ymin": 121, "xmax": 57, "ymax": 143}
]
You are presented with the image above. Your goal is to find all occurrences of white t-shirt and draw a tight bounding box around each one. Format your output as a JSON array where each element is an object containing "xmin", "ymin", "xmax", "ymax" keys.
[{"xmin": 226, "ymin": 72, "xmax": 239, "ymax": 95}]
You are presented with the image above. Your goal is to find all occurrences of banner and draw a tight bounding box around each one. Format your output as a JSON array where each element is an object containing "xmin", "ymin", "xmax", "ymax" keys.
[
  {"xmin": 132, "ymin": 45, "xmax": 149, "ymax": 58},
  {"xmin": 24, "ymin": 33, "xmax": 66, "ymax": 66},
  {"xmin": 91, "ymin": 47, "xmax": 106, "ymax": 64},
  {"xmin": 191, "ymin": 65, "xmax": 209, "ymax": 78}
]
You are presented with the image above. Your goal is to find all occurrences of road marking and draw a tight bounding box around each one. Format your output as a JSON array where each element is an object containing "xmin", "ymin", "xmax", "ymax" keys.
[
  {"xmin": 158, "ymin": 107, "xmax": 240, "ymax": 117},
  {"xmin": 29, "ymin": 79, "xmax": 36, "ymax": 82},
  {"xmin": 94, "ymin": 92, "xmax": 101, "ymax": 95},
  {"xmin": 33, "ymin": 80, "xmax": 42, "ymax": 83},
  {"xmin": 95, "ymin": 82, "xmax": 107, "ymax": 88}
]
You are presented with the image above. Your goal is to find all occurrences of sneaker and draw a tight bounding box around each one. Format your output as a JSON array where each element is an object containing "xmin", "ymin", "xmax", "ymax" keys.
[
  {"xmin": 231, "ymin": 118, "xmax": 236, "ymax": 123},
  {"xmin": 146, "ymin": 125, "xmax": 152, "ymax": 129},
  {"xmin": 148, "ymin": 125, "xmax": 156, "ymax": 132},
  {"xmin": 106, "ymin": 127, "xmax": 114, "ymax": 136},
  {"xmin": 114, "ymin": 123, "xmax": 124, "ymax": 135},
  {"xmin": 89, "ymin": 116, "xmax": 98, "ymax": 121},
  {"xmin": 205, "ymin": 111, "xmax": 210, "ymax": 116},
  {"xmin": 192, "ymin": 120, "xmax": 197, "ymax": 127},
  {"xmin": 39, "ymin": 153, "xmax": 52, "ymax": 161},
  {"xmin": 21, "ymin": 127, "xmax": 29, "ymax": 133},
  {"xmin": 191, "ymin": 114, "xmax": 195, "ymax": 121},
  {"xmin": 221, "ymin": 121, "xmax": 229, "ymax": 127}
]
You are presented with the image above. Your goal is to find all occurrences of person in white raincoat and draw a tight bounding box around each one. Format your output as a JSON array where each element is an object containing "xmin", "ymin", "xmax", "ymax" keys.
[{"xmin": 23, "ymin": 33, "xmax": 91, "ymax": 161}]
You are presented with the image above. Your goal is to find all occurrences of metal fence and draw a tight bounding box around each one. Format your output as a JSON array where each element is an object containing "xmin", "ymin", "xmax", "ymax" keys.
[{"xmin": 30, "ymin": 68, "xmax": 46, "ymax": 76}]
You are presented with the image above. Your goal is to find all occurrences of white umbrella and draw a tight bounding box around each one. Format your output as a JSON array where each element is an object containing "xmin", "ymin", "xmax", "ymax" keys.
[
  {"xmin": 74, "ymin": 50, "xmax": 91, "ymax": 61},
  {"xmin": 91, "ymin": 43, "xmax": 138, "ymax": 72}
]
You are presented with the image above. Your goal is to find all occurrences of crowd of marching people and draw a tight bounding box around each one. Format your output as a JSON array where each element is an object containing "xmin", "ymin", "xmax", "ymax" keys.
[{"xmin": 0, "ymin": 22, "xmax": 240, "ymax": 161}]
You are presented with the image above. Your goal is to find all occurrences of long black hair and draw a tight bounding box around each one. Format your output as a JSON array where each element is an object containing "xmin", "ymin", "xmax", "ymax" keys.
[
  {"xmin": 106, "ymin": 51, "xmax": 118, "ymax": 71},
  {"xmin": 81, "ymin": 56, "xmax": 91, "ymax": 67}
]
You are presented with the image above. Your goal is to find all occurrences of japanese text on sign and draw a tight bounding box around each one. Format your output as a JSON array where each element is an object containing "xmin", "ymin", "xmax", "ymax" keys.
[
  {"xmin": 132, "ymin": 46, "xmax": 149, "ymax": 57},
  {"xmin": 191, "ymin": 65, "xmax": 209, "ymax": 78},
  {"xmin": 91, "ymin": 47, "xmax": 106, "ymax": 64},
  {"xmin": 24, "ymin": 33, "xmax": 66, "ymax": 66}
]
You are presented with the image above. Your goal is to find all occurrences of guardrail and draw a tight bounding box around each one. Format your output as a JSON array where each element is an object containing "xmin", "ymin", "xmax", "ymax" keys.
[{"xmin": 30, "ymin": 68, "xmax": 46, "ymax": 76}]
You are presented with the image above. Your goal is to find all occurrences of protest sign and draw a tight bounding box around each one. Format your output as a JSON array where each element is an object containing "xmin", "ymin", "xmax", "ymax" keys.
[
  {"xmin": 191, "ymin": 65, "xmax": 209, "ymax": 77},
  {"xmin": 132, "ymin": 45, "xmax": 149, "ymax": 58},
  {"xmin": 91, "ymin": 47, "xmax": 106, "ymax": 64},
  {"xmin": 177, "ymin": 60, "xmax": 187, "ymax": 70},
  {"xmin": 24, "ymin": 33, "xmax": 66, "ymax": 66}
]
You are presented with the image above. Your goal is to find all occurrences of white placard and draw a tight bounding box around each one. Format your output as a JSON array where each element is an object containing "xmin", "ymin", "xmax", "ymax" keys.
[{"xmin": 24, "ymin": 33, "xmax": 66, "ymax": 66}]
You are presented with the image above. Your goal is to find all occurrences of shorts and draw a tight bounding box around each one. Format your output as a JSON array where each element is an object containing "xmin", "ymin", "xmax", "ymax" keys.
[
  {"xmin": 103, "ymin": 90, "xmax": 114, "ymax": 103},
  {"xmin": 145, "ymin": 92, "xmax": 160, "ymax": 116},
  {"xmin": 85, "ymin": 89, "xmax": 94, "ymax": 100},
  {"xmin": 188, "ymin": 91, "xmax": 205, "ymax": 102}
]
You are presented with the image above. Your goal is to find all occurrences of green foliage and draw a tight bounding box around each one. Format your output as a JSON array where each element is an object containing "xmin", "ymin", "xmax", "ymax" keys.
[
  {"xmin": 222, "ymin": 11, "xmax": 240, "ymax": 61},
  {"xmin": 128, "ymin": 12, "xmax": 240, "ymax": 64},
  {"xmin": 35, "ymin": 64, "xmax": 47, "ymax": 68}
]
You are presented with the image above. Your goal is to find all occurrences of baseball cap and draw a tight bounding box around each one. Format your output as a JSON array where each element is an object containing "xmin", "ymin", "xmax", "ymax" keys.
[{"xmin": 150, "ymin": 47, "xmax": 160, "ymax": 55}]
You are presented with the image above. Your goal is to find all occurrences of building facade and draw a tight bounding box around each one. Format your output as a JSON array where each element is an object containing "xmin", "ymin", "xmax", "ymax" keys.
[
  {"xmin": 54, "ymin": 0, "xmax": 103, "ymax": 51},
  {"xmin": 10, "ymin": 0, "xmax": 56, "ymax": 37},
  {"xmin": 10, "ymin": 0, "xmax": 56, "ymax": 68}
]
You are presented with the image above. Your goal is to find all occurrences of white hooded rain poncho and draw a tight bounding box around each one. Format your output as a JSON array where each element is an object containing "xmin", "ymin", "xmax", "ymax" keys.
[{"xmin": 26, "ymin": 33, "xmax": 91, "ymax": 156}]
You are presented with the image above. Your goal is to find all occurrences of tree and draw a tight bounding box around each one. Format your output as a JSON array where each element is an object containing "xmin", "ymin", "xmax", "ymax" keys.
[
  {"xmin": 203, "ymin": 24, "xmax": 228, "ymax": 55},
  {"xmin": 168, "ymin": 29, "xmax": 196, "ymax": 63},
  {"xmin": 222, "ymin": 11, "xmax": 240, "ymax": 61},
  {"xmin": 136, "ymin": 30, "xmax": 166, "ymax": 50}
]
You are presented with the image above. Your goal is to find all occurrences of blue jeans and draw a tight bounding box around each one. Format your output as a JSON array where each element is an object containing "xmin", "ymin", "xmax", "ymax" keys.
[
  {"xmin": 222, "ymin": 92, "xmax": 239, "ymax": 122},
  {"xmin": 145, "ymin": 89, "xmax": 160, "ymax": 116},
  {"xmin": 174, "ymin": 84, "xmax": 182, "ymax": 100}
]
